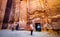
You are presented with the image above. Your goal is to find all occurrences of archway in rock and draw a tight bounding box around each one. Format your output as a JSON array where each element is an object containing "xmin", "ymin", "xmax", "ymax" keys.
[{"xmin": 29, "ymin": 10, "xmax": 49, "ymax": 31}]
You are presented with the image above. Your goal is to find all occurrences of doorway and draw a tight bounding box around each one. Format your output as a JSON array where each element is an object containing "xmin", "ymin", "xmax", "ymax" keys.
[{"xmin": 35, "ymin": 23, "xmax": 41, "ymax": 31}]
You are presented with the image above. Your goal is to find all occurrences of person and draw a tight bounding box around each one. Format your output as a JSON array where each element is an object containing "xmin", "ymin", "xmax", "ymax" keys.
[
  {"xmin": 1, "ymin": 23, "xmax": 8, "ymax": 29},
  {"xmin": 16, "ymin": 23, "xmax": 19, "ymax": 30},
  {"xmin": 11, "ymin": 23, "xmax": 14, "ymax": 31},
  {"xmin": 29, "ymin": 24, "xmax": 33, "ymax": 35},
  {"xmin": 37, "ymin": 25, "xmax": 41, "ymax": 31}
]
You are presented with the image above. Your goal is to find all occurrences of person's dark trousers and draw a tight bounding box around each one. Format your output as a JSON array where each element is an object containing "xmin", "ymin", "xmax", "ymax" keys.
[
  {"xmin": 16, "ymin": 24, "xmax": 19, "ymax": 30},
  {"xmin": 31, "ymin": 30, "xmax": 33, "ymax": 35},
  {"xmin": 12, "ymin": 28, "xmax": 14, "ymax": 31},
  {"xmin": 16, "ymin": 26, "xmax": 19, "ymax": 30}
]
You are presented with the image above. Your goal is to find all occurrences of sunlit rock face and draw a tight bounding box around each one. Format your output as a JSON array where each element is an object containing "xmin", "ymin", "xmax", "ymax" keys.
[
  {"xmin": 30, "ymin": 0, "xmax": 60, "ymax": 16},
  {"xmin": 0, "ymin": 0, "xmax": 7, "ymax": 21},
  {"xmin": 47, "ymin": 0, "xmax": 60, "ymax": 8},
  {"xmin": 19, "ymin": 0, "xmax": 27, "ymax": 29},
  {"xmin": 0, "ymin": 0, "xmax": 7, "ymax": 29},
  {"xmin": 0, "ymin": 0, "xmax": 2, "ymax": 29},
  {"xmin": 28, "ymin": 0, "xmax": 45, "ymax": 25},
  {"xmin": 0, "ymin": 0, "xmax": 2, "ymax": 22},
  {"xmin": 0, "ymin": 0, "xmax": 2, "ymax": 8},
  {"xmin": 28, "ymin": 0, "xmax": 60, "ymax": 30},
  {"xmin": 46, "ymin": 0, "xmax": 60, "ymax": 29},
  {"xmin": 29, "ymin": 0, "xmax": 45, "ymax": 13},
  {"xmin": 0, "ymin": 0, "xmax": 60, "ymax": 30},
  {"xmin": 45, "ymin": 0, "xmax": 60, "ymax": 16},
  {"xmin": 29, "ymin": 0, "xmax": 60, "ymax": 17},
  {"xmin": 14, "ymin": 0, "xmax": 20, "ymax": 22}
]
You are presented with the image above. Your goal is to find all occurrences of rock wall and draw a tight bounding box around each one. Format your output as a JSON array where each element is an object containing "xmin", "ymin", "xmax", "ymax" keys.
[
  {"xmin": 0, "ymin": 0, "xmax": 7, "ymax": 29},
  {"xmin": 19, "ymin": 0, "xmax": 27, "ymax": 29},
  {"xmin": 0, "ymin": 0, "xmax": 60, "ymax": 30}
]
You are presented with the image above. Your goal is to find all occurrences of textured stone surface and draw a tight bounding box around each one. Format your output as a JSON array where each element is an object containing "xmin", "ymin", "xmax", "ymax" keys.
[
  {"xmin": 0, "ymin": 0, "xmax": 7, "ymax": 29},
  {"xmin": 19, "ymin": 0, "xmax": 27, "ymax": 29},
  {"xmin": 14, "ymin": 0, "xmax": 20, "ymax": 22},
  {"xmin": 0, "ymin": 0, "xmax": 60, "ymax": 30}
]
